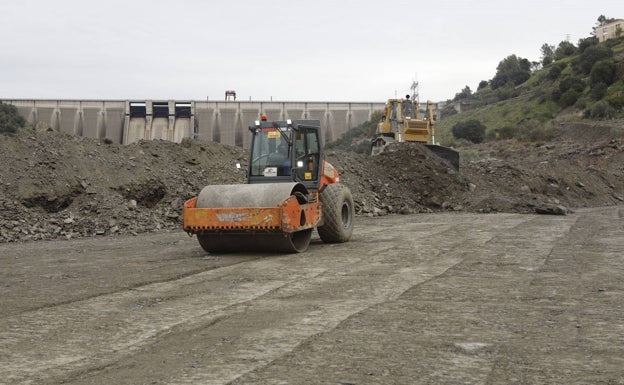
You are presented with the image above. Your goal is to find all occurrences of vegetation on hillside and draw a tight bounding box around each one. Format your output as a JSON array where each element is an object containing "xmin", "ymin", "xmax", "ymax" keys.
[
  {"xmin": 451, "ymin": 120, "xmax": 486, "ymax": 143},
  {"xmin": 438, "ymin": 15, "xmax": 624, "ymax": 145},
  {"xmin": 0, "ymin": 102, "xmax": 26, "ymax": 135},
  {"xmin": 329, "ymin": 15, "xmax": 623, "ymax": 151}
]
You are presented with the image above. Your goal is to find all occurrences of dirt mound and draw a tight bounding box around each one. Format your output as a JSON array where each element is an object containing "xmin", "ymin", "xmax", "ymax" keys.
[
  {"xmin": 0, "ymin": 129, "xmax": 247, "ymax": 242},
  {"xmin": 326, "ymin": 142, "xmax": 469, "ymax": 215},
  {"xmin": 1, "ymin": 119, "xmax": 623, "ymax": 243},
  {"xmin": 461, "ymin": 121, "xmax": 624, "ymax": 214}
]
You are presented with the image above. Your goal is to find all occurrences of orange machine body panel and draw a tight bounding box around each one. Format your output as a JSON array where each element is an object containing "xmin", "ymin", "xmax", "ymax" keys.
[{"xmin": 183, "ymin": 194, "xmax": 321, "ymax": 234}]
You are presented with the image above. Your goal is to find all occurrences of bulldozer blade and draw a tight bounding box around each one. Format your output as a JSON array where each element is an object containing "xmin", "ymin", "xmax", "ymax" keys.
[{"xmin": 425, "ymin": 144, "xmax": 460, "ymax": 170}]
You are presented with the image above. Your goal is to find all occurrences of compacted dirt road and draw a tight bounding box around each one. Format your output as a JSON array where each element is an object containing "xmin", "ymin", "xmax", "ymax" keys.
[{"xmin": 2, "ymin": 207, "xmax": 623, "ymax": 384}]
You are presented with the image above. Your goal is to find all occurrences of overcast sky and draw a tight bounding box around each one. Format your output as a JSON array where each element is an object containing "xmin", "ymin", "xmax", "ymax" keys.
[{"xmin": 1, "ymin": 0, "xmax": 621, "ymax": 102}]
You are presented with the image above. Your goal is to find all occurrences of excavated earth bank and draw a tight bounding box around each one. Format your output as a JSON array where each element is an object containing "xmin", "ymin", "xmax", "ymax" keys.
[{"xmin": 1, "ymin": 119, "xmax": 623, "ymax": 243}]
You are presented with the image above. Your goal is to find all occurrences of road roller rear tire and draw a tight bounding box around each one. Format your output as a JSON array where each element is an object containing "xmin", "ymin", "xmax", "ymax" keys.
[{"xmin": 317, "ymin": 184, "xmax": 354, "ymax": 243}]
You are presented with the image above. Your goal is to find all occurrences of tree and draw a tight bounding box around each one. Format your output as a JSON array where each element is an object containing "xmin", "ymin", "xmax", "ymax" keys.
[
  {"xmin": 577, "ymin": 36, "xmax": 598, "ymax": 54},
  {"xmin": 477, "ymin": 80, "xmax": 489, "ymax": 91},
  {"xmin": 557, "ymin": 76, "xmax": 585, "ymax": 107},
  {"xmin": 0, "ymin": 103, "xmax": 26, "ymax": 134},
  {"xmin": 596, "ymin": 15, "xmax": 615, "ymax": 26},
  {"xmin": 559, "ymin": 89, "xmax": 582, "ymax": 107},
  {"xmin": 453, "ymin": 85, "xmax": 472, "ymax": 101},
  {"xmin": 590, "ymin": 59, "xmax": 615, "ymax": 87},
  {"xmin": 491, "ymin": 55, "xmax": 532, "ymax": 90},
  {"xmin": 597, "ymin": 15, "xmax": 608, "ymax": 25},
  {"xmin": 554, "ymin": 41, "xmax": 576, "ymax": 60},
  {"xmin": 590, "ymin": 82, "xmax": 608, "ymax": 100},
  {"xmin": 540, "ymin": 43, "xmax": 555, "ymax": 66},
  {"xmin": 578, "ymin": 45, "xmax": 613, "ymax": 74},
  {"xmin": 559, "ymin": 76, "xmax": 585, "ymax": 94},
  {"xmin": 451, "ymin": 120, "xmax": 486, "ymax": 143},
  {"xmin": 547, "ymin": 63, "xmax": 566, "ymax": 80}
]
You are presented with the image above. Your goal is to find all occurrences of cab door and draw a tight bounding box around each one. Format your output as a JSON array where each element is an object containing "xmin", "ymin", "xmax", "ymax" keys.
[{"xmin": 293, "ymin": 125, "xmax": 322, "ymax": 191}]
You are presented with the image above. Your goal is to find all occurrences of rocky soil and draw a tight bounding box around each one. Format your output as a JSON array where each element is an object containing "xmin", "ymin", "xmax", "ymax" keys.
[{"xmin": 1, "ymin": 119, "xmax": 623, "ymax": 243}]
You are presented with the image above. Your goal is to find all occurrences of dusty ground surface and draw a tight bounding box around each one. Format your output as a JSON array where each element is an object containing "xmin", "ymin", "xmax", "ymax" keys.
[
  {"xmin": 1, "ymin": 118, "xmax": 624, "ymax": 384},
  {"xmin": 1, "ymin": 207, "xmax": 623, "ymax": 384}
]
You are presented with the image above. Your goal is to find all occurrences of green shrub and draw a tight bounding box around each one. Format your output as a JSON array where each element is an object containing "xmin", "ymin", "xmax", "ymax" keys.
[
  {"xmin": 550, "ymin": 88, "xmax": 562, "ymax": 101},
  {"xmin": 574, "ymin": 96, "xmax": 587, "ymax": 109},
  {"xmin": 0, "ymin": 103, "xmax": 26, "ymax": 134},
  {"xmin": 559, "ymin": 75, "xmax": 585, "ymax": 93},
  {"xmin": 590, "ymin": 59, "xmax": 616, "ymax": 87},
  {"xmin": 559, "ymin": 89, "xmax": 581, "ymax": 108},
  {"xmin": 588, "ymin": 100, "xmax": 616, "ymax": 119},
  {"xmin": 451, "ymin": 120, "xmax": 486, "ymax": 143},
  {"xmin": 590, "ymin": 82, "xmax": 609, "ymax": 100},
  {"xmin": 605, "ymin": 94, "xmax": 624, "ymax": 110},
  {"xmin": 578, "ymin": 44, "xmax": 613, "ymax": 74},
  {"xmin": 494, "ymin": 84, "xmax": 521, "ymax": 101},
  {"xmin": 597, "ymin": 80, "xmax": 624, "ymax": 110},
  {"xmin": 559, "ymin": 89, "xmax": 582, "ymax": 107},
  {"xmin": 578, "ymin": 36, "xmax": 598, "ymax": 54},
  {"xmin": 555, "ymin": 40, "xmax": 577, "ymax": 60},
  {"xmin": 547, "ymin": 64, "xmax": 563, "ymax": 80}
]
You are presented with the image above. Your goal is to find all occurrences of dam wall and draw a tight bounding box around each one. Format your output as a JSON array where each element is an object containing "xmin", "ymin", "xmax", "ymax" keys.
[{"xmin": 3, "ymin": 99, "xmax": 385, "ymax": 147}]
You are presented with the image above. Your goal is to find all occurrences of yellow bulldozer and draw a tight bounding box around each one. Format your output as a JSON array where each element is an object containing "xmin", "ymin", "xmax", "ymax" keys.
[
  {"xmin": 183, "ymin": 117, "xmax": 354, "ymax": 253},
  {"xmin": 371, "ymin": 95, "xmax": 459, "ymax": 170}
]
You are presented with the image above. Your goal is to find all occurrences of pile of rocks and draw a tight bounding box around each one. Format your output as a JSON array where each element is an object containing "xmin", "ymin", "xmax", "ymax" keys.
[
  {"xmin": 1, "ymin": 120, "xmax": 623, "ymax": 243},
  {"xmin": 326, "ymin": 143, "xmax": 469, "ymax": 216},
  {"xmin": 0, "ymin": 130, "xmax": 246, "ymax": 242}
]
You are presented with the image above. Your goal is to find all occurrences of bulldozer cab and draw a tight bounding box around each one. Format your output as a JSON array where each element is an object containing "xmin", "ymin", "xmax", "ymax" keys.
[
  {"xmin": 375, "ymin": 97, "xmax": 436, "ymax": 143},
  {"xmin": 248, "ymin": 119, "xmax": 323, "ymax": 191},
  {"xmin": 401, "ymin": 99, "xmax": 417, "ymax": 119},
  {"xmin": 379, "ymin": 98, "xmax": 418, "ymax": 133},
  {"xmin": 387, "ymin": 99, "xmax": 416, "ymax": 133}
]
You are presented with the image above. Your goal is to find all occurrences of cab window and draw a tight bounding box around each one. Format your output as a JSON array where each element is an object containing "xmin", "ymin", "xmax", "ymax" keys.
[
  {"xmin": 250, "ymin": 129, "xmax": 291, "ymax": 177},
  {"xmin": 294, "ymin": 128, "xmax": 320, "ymax": 181}
]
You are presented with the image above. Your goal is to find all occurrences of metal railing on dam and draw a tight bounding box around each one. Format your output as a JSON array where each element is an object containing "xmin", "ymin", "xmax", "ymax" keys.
[{"xmin": 3, "ymin": 99, "xmax": 385, "ymax": 147}]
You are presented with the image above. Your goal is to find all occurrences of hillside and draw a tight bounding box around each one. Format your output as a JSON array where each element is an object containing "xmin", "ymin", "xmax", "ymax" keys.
[
  {"xmin": 325, "ymin": 37, "xmax": 624, "ymax": 154},
  {"xmin": 436, "ymin": 36, "xmax": 624, "ymax": 144}
]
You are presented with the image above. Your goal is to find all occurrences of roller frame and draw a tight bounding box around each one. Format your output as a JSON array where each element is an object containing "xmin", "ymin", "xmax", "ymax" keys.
[{"xmin": 183, "ymin": 194, "xmax": 321, "ymax": 234}]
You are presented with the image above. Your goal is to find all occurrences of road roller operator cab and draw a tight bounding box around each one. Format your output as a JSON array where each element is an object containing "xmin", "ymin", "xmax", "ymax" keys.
[{"xmin": 248, "ymin": 119, "xmax": 331, "ymax": 192}]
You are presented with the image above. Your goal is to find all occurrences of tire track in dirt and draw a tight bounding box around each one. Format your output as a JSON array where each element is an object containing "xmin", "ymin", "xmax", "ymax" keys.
[
  {"xmin": 226, "ymin": 212, "xmax": 586, "ymax": 384},
  {"xmin": 0, "ymin": 256, "xmax": 330, "ymax": 384},
  {"xmin": 53, "ymin": 214, "xmax": 533, "ymax": 385}
]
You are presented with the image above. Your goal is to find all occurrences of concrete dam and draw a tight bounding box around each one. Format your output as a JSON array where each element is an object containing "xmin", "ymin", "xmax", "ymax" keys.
[{"xmin": 4, "ymin": 99, "xmax": 385, "ymax": 147}]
